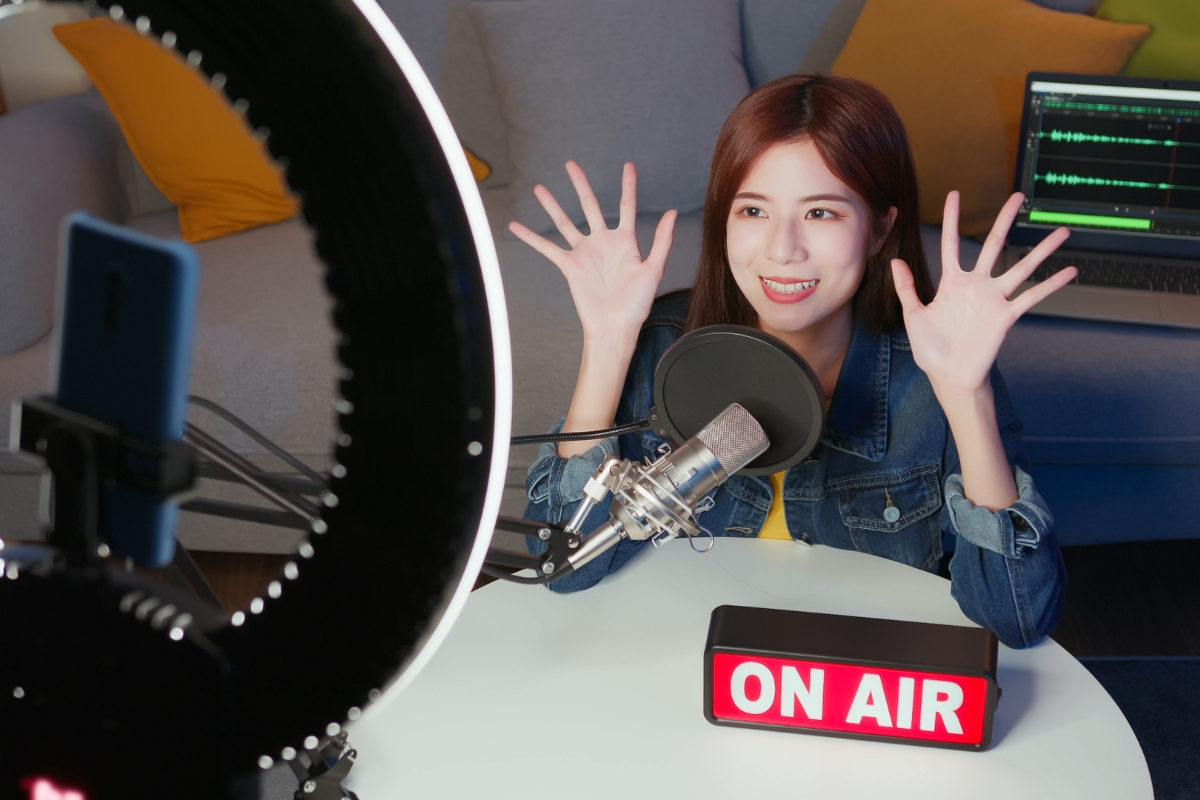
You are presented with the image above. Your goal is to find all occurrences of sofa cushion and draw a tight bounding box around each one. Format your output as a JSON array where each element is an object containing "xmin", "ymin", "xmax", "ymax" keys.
[
  {"xmin": 0, "ymin": 91, "xmax": 126, "ymax": 359},
  {"xmin": 831, "ymin": 0, "xmax": 1148, "ymax": 239},
  {"xmin": 1000, "ymin": 316, "xmax": 1200, "ymax": 464},
  {"xmin": 1097, "ymin": 0, "xmax": 1200, "ymax": 82},
  {"xmin": 438, "ymin": 3, "xmax": 513, "ymax": 189},
  {"xmin": 469, "ymin": 0, "xmax": 749, "ymax": 235},
  {"xmin": 996, "ymin": 305, "xmax": 1200, "ymax": 546},
  {"xmin": 54, "ymin": 18, "xmax": 299, "ymax": 244},
  {"xmin": 741, "ymin": 0, "xmax": 848, "ymax": 87},
  {"xmin": 791, "ymin": 0, "xmax": 1100, "ymax": 76}
]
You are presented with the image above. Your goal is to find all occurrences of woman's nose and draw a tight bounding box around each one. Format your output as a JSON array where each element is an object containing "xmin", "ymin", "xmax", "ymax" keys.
[{"xmin": 765, "ymin": 218, "xmax": 806, "ymax": 265}]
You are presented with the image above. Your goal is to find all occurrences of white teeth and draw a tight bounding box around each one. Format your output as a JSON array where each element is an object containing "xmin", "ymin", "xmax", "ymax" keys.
[{"xmin": 762, "ymin": 277, "xmax": 818, "ymax": 294}]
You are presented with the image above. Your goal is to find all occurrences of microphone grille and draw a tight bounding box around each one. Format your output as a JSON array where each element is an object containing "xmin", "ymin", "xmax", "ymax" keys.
[{"xmin": 696, "ymin": 403, "xmax": 770, "ymax": 476}]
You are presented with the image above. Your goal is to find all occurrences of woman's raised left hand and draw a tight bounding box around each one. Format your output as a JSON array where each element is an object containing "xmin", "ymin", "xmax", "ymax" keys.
[{"xmin": 890, "ymin": 191, "xmax": 1077, "ymax": 401}]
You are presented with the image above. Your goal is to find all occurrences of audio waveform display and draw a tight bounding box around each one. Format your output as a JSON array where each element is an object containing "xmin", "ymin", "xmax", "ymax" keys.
[
  {"xmin": 1043, "ymin": 100, "xmax": 1200, "ymax": 119},
  {"xmin": 1036, "ymin": 172, "xmax": 1200, "ymax": 192},
  {"xmin": 1024, "ymin": 89, "xmax": 1200, "ymax": 228},
  {"xmin": 1040, "ymin": 129, "xmax": 1199, "ymax": 148}
]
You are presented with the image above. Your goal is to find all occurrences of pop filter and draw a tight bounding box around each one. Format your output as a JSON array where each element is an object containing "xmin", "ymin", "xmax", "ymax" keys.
[{"xmin": 652, "ymin": 325, "xmax": 824, "ymax": 476}]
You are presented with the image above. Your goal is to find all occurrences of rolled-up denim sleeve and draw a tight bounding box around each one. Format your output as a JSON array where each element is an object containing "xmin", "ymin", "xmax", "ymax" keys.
[
  {"xmin": 520, "ymin": 312, "xmax": 679, "ymax": 593},
  {"xmin": 525, "ymin": 416, "xmax": 618, "ymax": 515},
  {"xmin": 942, "ymin": 366, "xmax": 1067, "ymax": 650},
  {"xmin": 522, "ymin": 417, "xmax": 648, "ymax": 593},
  {"xmin": 944, "ymin": 466, "xmax": 1051, "ymax": 558}
]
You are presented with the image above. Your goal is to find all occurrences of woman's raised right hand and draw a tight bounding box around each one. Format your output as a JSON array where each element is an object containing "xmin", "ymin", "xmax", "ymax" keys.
[{"xmin": 509, "ymin": 161, "xmax": 677, "ymax": 346}]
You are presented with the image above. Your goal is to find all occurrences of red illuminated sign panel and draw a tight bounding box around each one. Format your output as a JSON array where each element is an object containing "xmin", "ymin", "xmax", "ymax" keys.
[
  {"xmin": 22, "ymin": 778, "xmax": 85, "ymax": 800},
  {"xmin": 703, "ymin": 606, "xmax": 999, "ymax": 751},
  {"xmin": 710, "ymin": 653, "xmax": 991, "ymax": 746}
]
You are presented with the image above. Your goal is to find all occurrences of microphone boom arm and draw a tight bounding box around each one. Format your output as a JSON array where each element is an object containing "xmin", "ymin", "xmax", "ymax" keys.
[{"xmin": 483, "ymin": 403, "xmax": 770, "ymax": 586}]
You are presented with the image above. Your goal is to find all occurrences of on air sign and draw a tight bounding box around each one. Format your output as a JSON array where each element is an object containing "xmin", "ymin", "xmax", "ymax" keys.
[{"xmin": 704, "ymin": 606, "xmax": 999, "ymax": 751}]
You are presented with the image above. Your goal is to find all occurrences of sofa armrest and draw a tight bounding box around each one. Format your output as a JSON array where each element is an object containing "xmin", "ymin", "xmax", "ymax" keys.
[{"xmin": 0, "ymin": 90, "xmax": 125, "ymax": 357}]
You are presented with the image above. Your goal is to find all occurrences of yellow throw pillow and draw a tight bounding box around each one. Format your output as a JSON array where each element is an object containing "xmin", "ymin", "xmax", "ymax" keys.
[
  {"xmin": 1097, "ymin": 0, "xmax": 1200, "ymax": 82},
  {"xmin": 465, "ymin": 147, "xmax": 491, "ymax": 182},
  {"xmin": 831, "ymin": 0, "xmax": 1148, "ymax": 238},
  {"xmin": 54, "ymin": 18, "xmax": 298, "ymax": 243}
]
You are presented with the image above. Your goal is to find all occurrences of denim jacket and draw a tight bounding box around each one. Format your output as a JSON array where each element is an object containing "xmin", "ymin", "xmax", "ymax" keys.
[{"xmin": 524, "ymin": 291, "xmax": 1067, "ymax": 649}]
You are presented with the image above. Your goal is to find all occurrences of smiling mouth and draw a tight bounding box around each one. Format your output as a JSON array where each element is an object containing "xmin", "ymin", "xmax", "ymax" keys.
[{"xmin": 761, "ymin": 277, "xmax": 819, "ymax": 294}]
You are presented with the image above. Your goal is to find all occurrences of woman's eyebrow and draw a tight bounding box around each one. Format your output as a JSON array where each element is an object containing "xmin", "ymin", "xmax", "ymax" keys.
[
  {"xmin": 732, "ymin": 191, "xmax": 854, "ymax": 203},
  {"xmin": 799, "ymin": 193, "xmax": 854, "ymax": 203}
]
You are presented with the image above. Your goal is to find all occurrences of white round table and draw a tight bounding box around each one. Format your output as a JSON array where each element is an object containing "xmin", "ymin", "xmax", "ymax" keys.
[{"xmin": 345, "ymin": 539, "xmax": 1151, "ymax": 799}]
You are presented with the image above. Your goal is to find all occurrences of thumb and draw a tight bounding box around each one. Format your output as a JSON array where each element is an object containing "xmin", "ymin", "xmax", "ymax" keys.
[{"xmin": 890, "ymin": 258, "xmax": 923, "ymax": 317}]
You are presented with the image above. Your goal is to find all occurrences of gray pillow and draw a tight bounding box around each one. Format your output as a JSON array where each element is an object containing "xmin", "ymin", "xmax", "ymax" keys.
[
  {"xmin": 797, "ymin": 0, "xmax": 868, "ymax": 75},
  {"xmin": 742, "ymin": 0, "xmax": 849, "ymax": 87},
  {"xmin": 438, "ymin": 3, "xmax": 513, "ymax": 188},
  {"xmin": 468, "ymin": 0, "xmax": 750, "ymax": 234}
]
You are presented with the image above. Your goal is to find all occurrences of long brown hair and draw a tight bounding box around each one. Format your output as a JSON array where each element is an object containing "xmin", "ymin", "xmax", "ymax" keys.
[{"xmin": 684, "ymin": 74, "xmax": 933, "ymax": 334}]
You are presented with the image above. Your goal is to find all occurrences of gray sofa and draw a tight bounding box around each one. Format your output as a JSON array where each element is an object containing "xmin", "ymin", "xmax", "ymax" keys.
[
  {"xmin": 2, "ymin": 0, "xmax": 1196, "ymax": 553},
  {"xmin": 409, "ymin": 0, "xmax": 1200, "ymax": 549}
]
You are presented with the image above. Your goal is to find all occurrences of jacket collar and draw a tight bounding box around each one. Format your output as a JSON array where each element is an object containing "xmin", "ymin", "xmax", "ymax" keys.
[{"xmin": 819, "ymin": 318, "xmax": 892, "ymax": 462}]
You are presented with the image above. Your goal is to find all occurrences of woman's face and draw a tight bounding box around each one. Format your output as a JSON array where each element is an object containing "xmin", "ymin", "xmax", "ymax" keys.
[{"xmin": 726, "ymin": 140, "xmax": 889, "ymax": 339}]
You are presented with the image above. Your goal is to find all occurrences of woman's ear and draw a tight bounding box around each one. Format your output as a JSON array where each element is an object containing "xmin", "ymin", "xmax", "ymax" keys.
[{"xmin": 870, "ymin": 206, "xmax": 899, "ymax": 256}]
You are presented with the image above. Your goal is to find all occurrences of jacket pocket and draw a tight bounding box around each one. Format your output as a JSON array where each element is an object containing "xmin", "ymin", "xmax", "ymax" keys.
[{"xmin": 833, "ymin": 464, "xmax": 942, "ymax": 533}]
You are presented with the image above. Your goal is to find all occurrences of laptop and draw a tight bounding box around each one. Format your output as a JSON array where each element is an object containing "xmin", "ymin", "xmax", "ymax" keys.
[{"xmin": 1007, "ymin": 72, "xmax": 1200, "ymax": 328}]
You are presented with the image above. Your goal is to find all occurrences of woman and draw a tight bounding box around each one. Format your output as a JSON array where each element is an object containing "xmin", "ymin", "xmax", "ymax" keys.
[{"xmin": 509, "ymin": 74, "xmax": 1075, "ymax": 649}]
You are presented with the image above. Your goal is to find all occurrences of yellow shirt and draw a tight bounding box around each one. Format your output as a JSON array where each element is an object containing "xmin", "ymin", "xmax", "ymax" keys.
[
  {"xmin": 758, "ymin": 471, "xmax": 792, "ymax": 540},
  {"xmin": 759, "ymin": 399, "xmax": 829, "ymax": 540}
]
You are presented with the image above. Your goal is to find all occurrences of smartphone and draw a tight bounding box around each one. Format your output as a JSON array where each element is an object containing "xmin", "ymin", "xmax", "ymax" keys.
[{"xmin": 50, "ymin": 212, "xmax": 200, "ymax": 567}]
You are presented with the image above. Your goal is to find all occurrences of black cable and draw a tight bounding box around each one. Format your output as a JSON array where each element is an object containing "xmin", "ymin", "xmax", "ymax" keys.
[
  {"xmin": 479, "ymin": 564, "xmax": 547, "ymax": 585},
  {"xmin": 187, "ymin": 395, "xmax": 325, "ymax": 483},
  {"xmin": 511, "ymin": 419, "xmax": 649, "ymax": 446}
]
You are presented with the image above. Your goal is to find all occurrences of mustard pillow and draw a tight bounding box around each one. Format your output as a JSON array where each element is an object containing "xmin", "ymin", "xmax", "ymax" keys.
[
  {"xmin": 54, "ymin": 18, "xmax": 298, "ymax": 243},
  {"xmin": 831, "ymin": 0, "xmax": 1148, "ymax": 238},
  {"xmin": 1096, "ymin": 0, "xmax": 1200, "ymax": 82},
  {"xmin": 465, "ymin": 147, "xmax": 491, "ymax": 182}
]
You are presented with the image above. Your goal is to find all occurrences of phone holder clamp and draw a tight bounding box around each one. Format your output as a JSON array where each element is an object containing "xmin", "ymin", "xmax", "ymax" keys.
[{"xmin": 12, "ymin": 394, "xmax": 198, "ymax": 566}]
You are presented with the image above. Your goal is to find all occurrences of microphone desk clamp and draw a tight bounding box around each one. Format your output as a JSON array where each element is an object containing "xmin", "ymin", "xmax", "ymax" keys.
[
  {"xmin": 483, "ymin": 401, "xmax": 768, "ymax": 587},
  {"xmin": 485, "ymin": 446, "xmax": 712, "ymax": 586}
]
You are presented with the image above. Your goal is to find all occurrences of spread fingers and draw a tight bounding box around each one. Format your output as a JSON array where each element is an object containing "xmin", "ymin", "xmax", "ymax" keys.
[
  {"xmin": 533, "ymin": 184, "xmax": 584, "ymax": 247},
  {"xmin": 508, "ymin": 220, "xmax": 569, "ymax": 273},
  {"xmin": 565, "ymin": 160, "xmax": 608, "ymax": 234}
]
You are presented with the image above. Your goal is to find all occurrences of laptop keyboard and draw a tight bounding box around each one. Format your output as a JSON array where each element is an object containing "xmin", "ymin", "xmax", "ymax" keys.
[{"xmin": 1030, "ymin": 255, "xmax": 1200, "ymax": 295}]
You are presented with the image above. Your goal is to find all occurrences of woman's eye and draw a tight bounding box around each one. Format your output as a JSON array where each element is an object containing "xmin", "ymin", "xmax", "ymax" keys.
[
  {"xmin": 740, "ymin": 206, "xmax": 766, "ymax": 218},
  {"xmin": 806, "ymin": 208, "xmax": 835, "ymax": 220}
]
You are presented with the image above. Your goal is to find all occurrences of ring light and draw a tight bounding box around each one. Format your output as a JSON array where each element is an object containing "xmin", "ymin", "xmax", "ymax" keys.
[{"xmin": 0, "ymin": 0, "xmax": 511, "ymax": 793}]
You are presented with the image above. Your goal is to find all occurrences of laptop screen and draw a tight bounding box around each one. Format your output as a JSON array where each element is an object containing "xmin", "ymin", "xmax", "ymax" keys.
[{"xmin": 1014, "ymin": 77, "xmax": 1200, "ymax": 250}]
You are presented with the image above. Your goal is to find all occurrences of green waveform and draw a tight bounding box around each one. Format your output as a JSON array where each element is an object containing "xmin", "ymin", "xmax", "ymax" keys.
[
  {"xmin": 1040, "ymin": 129, "xmax": 1199, "ymax": 147},
  {"xmin": 1043, "ymin": 100, "xmax": 1200, "ymax": 118},
  {"xmin": 1035, "ymin": 172, "xmax": 1200, "ymax": 192}
]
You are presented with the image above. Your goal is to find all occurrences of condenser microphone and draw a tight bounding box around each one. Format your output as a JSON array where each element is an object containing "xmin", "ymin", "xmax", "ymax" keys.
[{"xmin": 560, "ymin": 403, "xmax": 769, "ymax": 577}]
